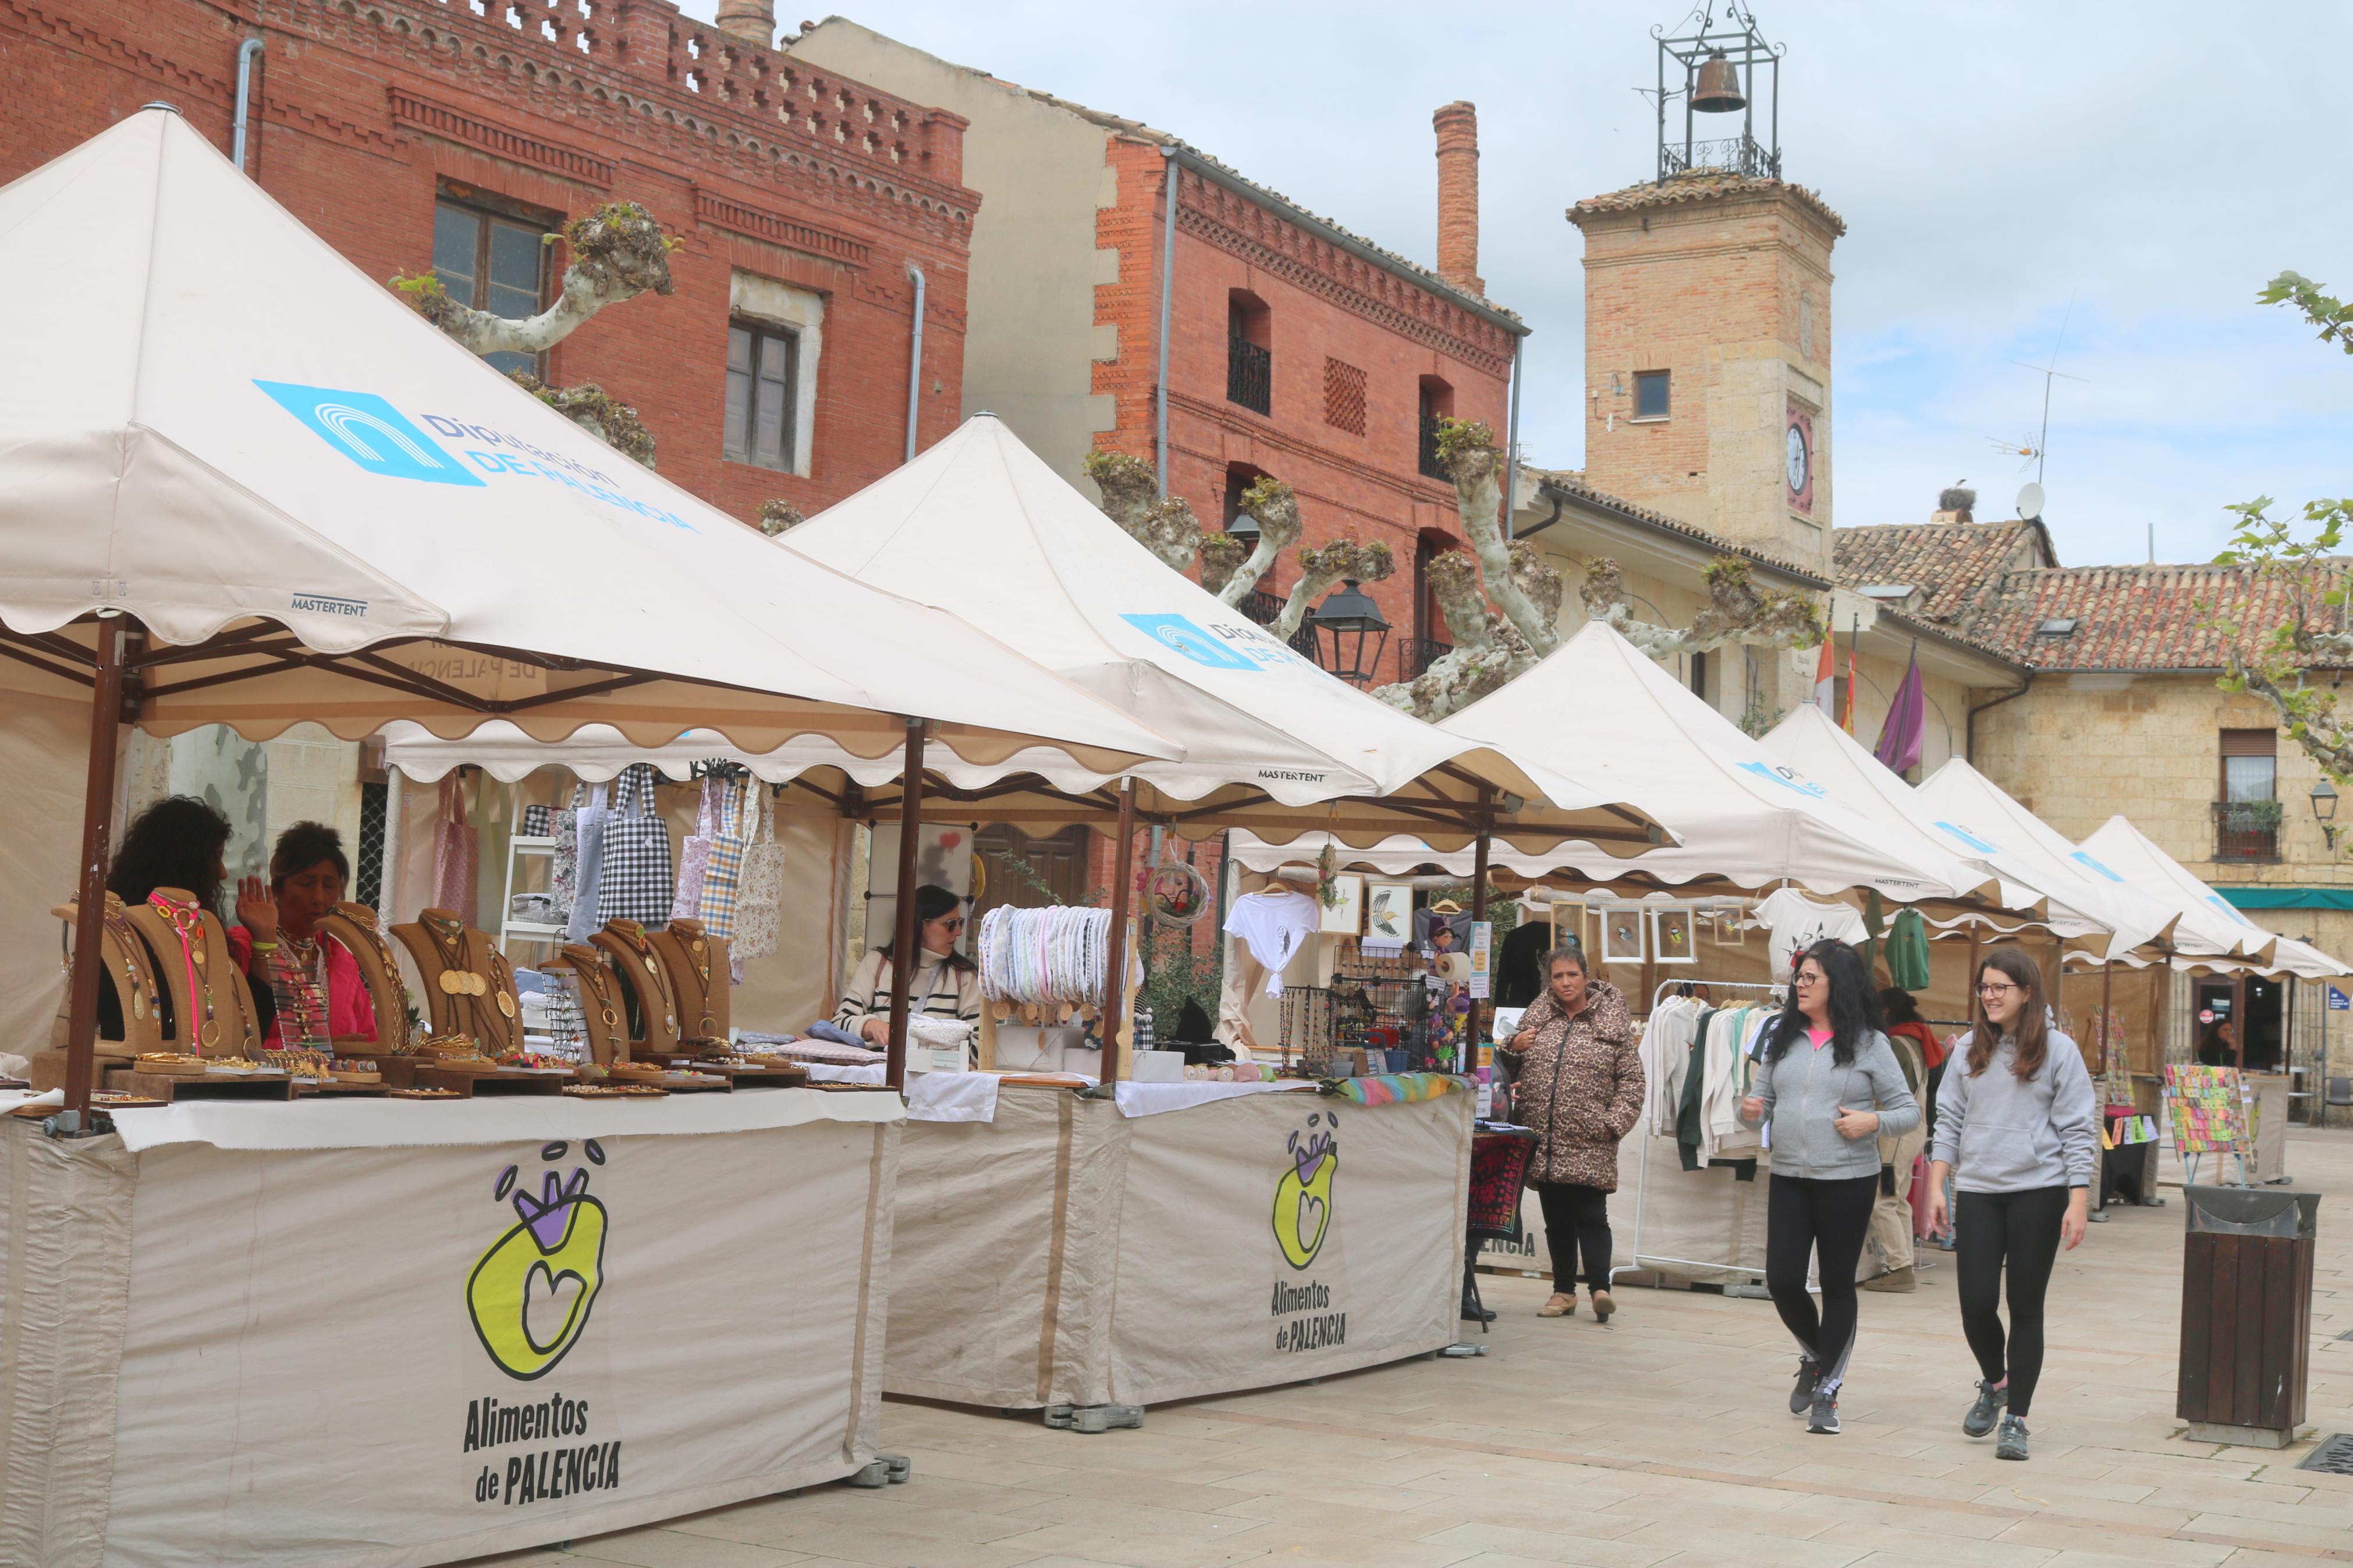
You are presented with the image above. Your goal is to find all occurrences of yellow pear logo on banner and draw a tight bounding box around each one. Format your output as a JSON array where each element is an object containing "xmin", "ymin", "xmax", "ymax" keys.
[
  {"xmin": 467, "ymin": 1139, "xmax": 611, "ymax": 1380},
  {"xmin": 1272, "ymin": 1109, "xmax": 1338, "ymax": 1269}
]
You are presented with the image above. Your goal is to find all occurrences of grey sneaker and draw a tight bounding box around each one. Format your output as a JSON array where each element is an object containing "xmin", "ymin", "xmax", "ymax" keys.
[
  {"xmin": 1807, "ymin": 1388, "xmax": 1841, "ymax": 1435},
  {"xmin": 1995, "ymin": 1414, "xmax": 2029, "ymax": 1460},
  {"xmin": 1963, "ymin": 1379, "xmax": 2007, "ymax": 1438},
  {"xmin": 1789, "ymin": 1358, "xmax": 1819, "ymax": 1415}
]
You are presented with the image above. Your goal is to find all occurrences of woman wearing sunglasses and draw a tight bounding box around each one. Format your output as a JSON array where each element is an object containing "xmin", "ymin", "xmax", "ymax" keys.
[
  {"xmin": 833, "ymin": 883, "xmax": 979, "ymax": 1048},
  {"xmin": 1739, "ymin": 939, "xmax": 1920, "ymax": 1436},
  {"xmin": 1926, "ymin": 946, "xmax": 2095, "ymax": 1463}
]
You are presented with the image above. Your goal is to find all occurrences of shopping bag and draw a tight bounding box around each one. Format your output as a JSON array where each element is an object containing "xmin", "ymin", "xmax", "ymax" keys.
[
  {"xmin": 429, "ymin": 773, "xmax": 478, "ymax": 925},
  {"xmin": 595, "ymin": 763, "xmax": 675, "ymax": 926},
  {"xmin": 563, "ymin": 780, "xmax": 611, "ymax": 943},
  {"xmin": 697, "ymin": 777, "xmax": 751, "ymax": 940},
  {"xmin": 732, "ymin": 780, "xmax": 785, "ymax": 962},
  {"xmin": 670, "ymin": 773, "xmax": 723, "ymax": 921}
]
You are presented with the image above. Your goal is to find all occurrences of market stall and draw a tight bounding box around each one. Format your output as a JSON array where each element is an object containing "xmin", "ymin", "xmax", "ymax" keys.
[
  {"xmin": 885, "ymin": 1075, "xmax": 1473, "ymax": 1411},
  {"xmin": 0, "ymin": 1093, "xmax": 897, "ymax": 1568},
  {"xmin": 0, "ymin": 108, "xmax": 1184, "ymax": 1563}
]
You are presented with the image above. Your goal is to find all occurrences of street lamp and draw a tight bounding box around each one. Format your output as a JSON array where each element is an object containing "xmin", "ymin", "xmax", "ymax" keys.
[
  {"xmin": 2313, "ymin": 777, "xmax": 2339, "ymax": 851},
  {"xmin": 1307, "ymin": 579, "xmax": 1390, "ymax": 687}
]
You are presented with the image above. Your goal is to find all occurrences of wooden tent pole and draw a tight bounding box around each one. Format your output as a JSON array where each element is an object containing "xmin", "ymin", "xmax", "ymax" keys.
[
  {"xmin": 1099, "ymin": 780, "xmax": 1138, "ymax": 1085},
  {"xmin": 1468, "ymin": 787, "xmax": 1492, "ymax": 1065},
  {"xmin": 61, "ymin": 614, "xmax": 127, "ymax": 1122},
  {"xmin": 885, "ymin": 718, "xmax": 925, "ymax": 1093}
]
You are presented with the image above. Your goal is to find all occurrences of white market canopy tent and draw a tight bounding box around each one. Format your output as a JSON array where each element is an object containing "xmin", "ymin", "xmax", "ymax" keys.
[
  {"xmin": 0, "ymin": 107, "xmax": 1177, "ymax": 772},
  {"xmin": 2073, "ymin": 815, "xmax": 2348, "ymax": 980},
  {"xmin": 770, "ymin": 415, "xmax": 1666, "ymax": 856},
  {"xmin": 1435, "ymin": 622, "xmax": 1993, "ymax": 901},
  {"xmin": 1761, "ymin": 705, "xmax": 2165, "ymax": 960},
  {"xmin": 1910, "ymin": 759, "xmax": 2179, "ymax": 961}
]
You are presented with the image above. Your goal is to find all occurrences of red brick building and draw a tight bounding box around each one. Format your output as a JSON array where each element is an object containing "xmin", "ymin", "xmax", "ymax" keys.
[
  {"xmin": 786, "ymin": 21, "xmax": 1529, "ymax": 688},
  {"xmin": 0, "ymin": 0, "xmax": 978, "ymax": 520}
]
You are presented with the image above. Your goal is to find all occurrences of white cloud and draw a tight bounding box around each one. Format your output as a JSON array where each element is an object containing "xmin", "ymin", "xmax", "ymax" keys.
[{"xmin": 676, "ymin": 1, "xmax": 2353, "ymax": 566}]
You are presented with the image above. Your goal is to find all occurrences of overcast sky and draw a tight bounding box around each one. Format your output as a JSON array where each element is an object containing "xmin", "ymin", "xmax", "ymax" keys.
[{"xmin": 679, "ymin": 1, "xmax": 2352, "ymax": 567}]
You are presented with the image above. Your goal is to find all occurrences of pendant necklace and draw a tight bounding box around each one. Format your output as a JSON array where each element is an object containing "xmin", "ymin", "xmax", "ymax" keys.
[
  {"xmin": 98, "ymin": 895, "xmax": 149, "ymax": 1022},
  {"xmin": 149, "ymin": 893, "xmax": 221, "ymax": 1049}
]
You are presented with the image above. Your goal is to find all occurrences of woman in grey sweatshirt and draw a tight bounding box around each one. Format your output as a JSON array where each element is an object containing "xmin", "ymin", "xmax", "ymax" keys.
[
  {"xmin": 1928, "ymin": 947, "xmax": 2096, "ymax": 1464},
  {"xmin": 1738, "ymin": 940, "xmax": 1921, "ymax": 1437}
]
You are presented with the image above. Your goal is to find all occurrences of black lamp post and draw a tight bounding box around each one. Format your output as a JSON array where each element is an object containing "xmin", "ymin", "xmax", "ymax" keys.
[
  {"xmin": 2313, "ymin": 777, "xmax": 2339, "ymax": 851},
  {"xmin": 1308, "ymin": 578, "xmax": 1390, "ymax": 687}
]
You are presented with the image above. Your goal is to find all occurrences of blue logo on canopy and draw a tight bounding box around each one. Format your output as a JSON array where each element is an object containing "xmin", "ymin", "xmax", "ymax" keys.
[
  {"xmin": 254, "ymin": 381, "xmax": 485, "ymax": 487},
  {"xmin": 1934, "ymin": 821, "xmax": 2000, "ymax": 855},
  {"xmin": 1736, "ymin": 760, "xmax": 1827, "ymax": 799},
  {"xmin": 1121, "ymin": 613, "xmax": 1264, "ymax": 671},
  {"xmin": 2068, "ymin": 850, "xmax": 2126, "ymax": 883}
]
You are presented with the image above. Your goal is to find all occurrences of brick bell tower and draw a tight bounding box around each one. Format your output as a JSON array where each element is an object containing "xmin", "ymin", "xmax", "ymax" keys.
[{"xmin": 1570, "ymin": 7, "xmax": 1844, "ymax": 571}]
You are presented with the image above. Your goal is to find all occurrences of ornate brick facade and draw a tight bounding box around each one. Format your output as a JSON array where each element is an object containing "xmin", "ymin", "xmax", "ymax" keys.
[{"xmin": 0, "ymin": 0, "xmax": 979, "ymax": 520}]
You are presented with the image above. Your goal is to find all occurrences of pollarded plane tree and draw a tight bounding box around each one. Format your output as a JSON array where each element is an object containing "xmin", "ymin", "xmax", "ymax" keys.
[{"xmin": 1085, "ymin": 420, "xmax": 1823, "ymax": 722}]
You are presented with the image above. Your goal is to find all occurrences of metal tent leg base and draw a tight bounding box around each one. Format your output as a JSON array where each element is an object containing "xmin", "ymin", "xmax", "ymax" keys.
[
  {"xmin": 1045, "ymin": 1403, "xmax": 1144, "ymax": 1434},
  {"xmin": 844, "ymin": 1455, "xmax": 913, "ymax": 1486},
  {"xmin": 1440, "ymin": 1342, "xmax": 1489, "ymax": 1357}
]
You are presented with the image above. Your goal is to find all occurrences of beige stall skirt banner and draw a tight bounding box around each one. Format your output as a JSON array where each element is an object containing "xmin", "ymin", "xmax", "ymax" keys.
[
  {"xmin": 887, "ymin": 1087, "xmax": 1471, "ymax": 1409},
  {"xmin": 0, "ymin": 1114, "xmax": 897, "ymax": 1568}
]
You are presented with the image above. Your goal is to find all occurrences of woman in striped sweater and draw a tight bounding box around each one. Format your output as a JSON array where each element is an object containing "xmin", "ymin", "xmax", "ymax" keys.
[{"xmin": 833, "ymin": 883, "xmax": 980, "ymax": 1044}]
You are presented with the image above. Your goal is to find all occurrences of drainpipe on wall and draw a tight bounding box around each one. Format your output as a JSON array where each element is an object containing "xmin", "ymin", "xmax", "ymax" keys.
[
  {"xmin": 903, "ymin": 262, "xmax": 925, "ymax": 464},
  {"xmin": 232, "ymin": 37, "xmax": 264, "ymax": 177},
  {"xmin": 1501, "ymin": 334, "xmax": 1523, "ymax": 538},
  {"xmin": 1965, "ymin": 672, "xmax": 2034, "ymax": 766},
  {"xmin": 1155, "ymin": 144, "xmax": 1178, "ymax": 498}
]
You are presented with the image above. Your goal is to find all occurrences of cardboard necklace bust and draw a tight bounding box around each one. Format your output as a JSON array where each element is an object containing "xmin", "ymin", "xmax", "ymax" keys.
[
  {"xmin": 549, "ymin": 944, "xmax": 629, "ymax": 1065},
  {"xmin": 650, "ymin": 918, "xmax": 727, "ymax": 1043},
  {"xmin": 123, "ymin": 887, "xmax": 260, "ymax": 1057},
  {"xmin": 392, "ymin": 908, "xmax": 521, "ymax": 1055},
  {"xmin": 49, "ymin": 891, "xmax": 165, "ymax": 1058},
  {"xmin": 318, "ymin": 901, "xmax": 413, "ymax": 1053},
  {"xmin": 591, "ymin": 919, "xmax": 682, "ymax": 1056}
]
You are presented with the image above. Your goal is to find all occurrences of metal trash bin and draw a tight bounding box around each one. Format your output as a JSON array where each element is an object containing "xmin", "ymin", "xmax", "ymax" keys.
[{"xmin": 2177, "ymin": 1186, "xmax": 2319, "ymax": 1447}]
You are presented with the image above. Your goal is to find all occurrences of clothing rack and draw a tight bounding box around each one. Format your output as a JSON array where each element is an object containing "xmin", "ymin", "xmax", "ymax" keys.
[{"xmin": 1613, "ymin": 978, "xmax": 1787, "ymax": 1294}]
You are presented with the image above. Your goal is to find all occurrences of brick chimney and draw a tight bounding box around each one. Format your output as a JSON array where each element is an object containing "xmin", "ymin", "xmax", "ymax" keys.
[
  {"xmin": 1433, "ymin": 101, "xmax": 1482, "ymax": 297},
  {"xmin": 714, "ymin": 0, "xmax": 776, "ymax": 47}
]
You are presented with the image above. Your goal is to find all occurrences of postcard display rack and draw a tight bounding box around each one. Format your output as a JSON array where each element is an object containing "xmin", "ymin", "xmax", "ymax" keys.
[{"xmin": 3, "ymin": 902, "xmax": 896, "ymax": 1568}]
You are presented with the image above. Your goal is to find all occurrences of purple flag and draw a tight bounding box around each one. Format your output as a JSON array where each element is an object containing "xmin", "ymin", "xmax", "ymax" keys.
[{"xmin": 1874, "ymin": 645, "xmax": 1926, "ymax": 774}]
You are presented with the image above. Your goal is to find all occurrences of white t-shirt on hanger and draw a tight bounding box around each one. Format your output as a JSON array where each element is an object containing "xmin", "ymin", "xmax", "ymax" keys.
[
  {"xmin": 1753, "ymin": 887, "xmax": 1868, "ymax": 973},
  {"xmin": 1223, "ymin": 888, "xmax": 1321, "ymax": 997}
]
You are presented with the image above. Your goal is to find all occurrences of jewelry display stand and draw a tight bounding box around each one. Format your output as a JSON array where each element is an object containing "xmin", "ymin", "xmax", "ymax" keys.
[
  {"xmin": 591, "ymin": 919, "xmax": 684, "ymax": 1058},
  {"xmin": 318, "ymin": 901, "xmax": 411, "ymax": 1053},
  {"xmin": 122, "ymin": 888, "xmax": 259, "ymax": 1058},
  {"xmin": 49, "ymin": 894, "xmax": 165, "ymax": 1058},
  {"xmin": 391, "ymin": 908, "xmax": 522, "ymax": 1055},
  {"xmin": 650, "ymin": 918, "xmax": 728, "ymax": 1043},
  {"xmin": 548, "ymin": 944, "xmax": 630, "ymax": 1065}
]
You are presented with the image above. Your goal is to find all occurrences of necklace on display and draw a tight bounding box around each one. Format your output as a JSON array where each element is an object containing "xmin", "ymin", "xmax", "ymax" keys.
[
  {"xmin": 148, "ymin": 893, "xmax": 221, "ymax": 1050},
  {"xmin": 97, "ymin": 895, "xmax": 148, "ymax": 1022},
  {"xmin": 672, "ymin": 925, "xmax": 717, "ymax": 1034},
  {"xmin": 609, "ymin": 922, "xmax": 676, "ymax": 1033},
  {"xmin": 272, "ymin": 930, "xmax": 332, "ymax": 1050}
]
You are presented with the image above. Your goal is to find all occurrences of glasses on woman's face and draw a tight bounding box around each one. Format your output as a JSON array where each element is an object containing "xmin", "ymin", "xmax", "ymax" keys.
[
  {"xmin": 935, "ymin": 916, "xmax": 964, "ymax": 931},
  {"xmin": 1793, "ymin": 971, "xmax": 1825, "ymax": 987},
  {"xmin": 1978, "ymin": 982, "xmax": 2018, "ymax": 998}
]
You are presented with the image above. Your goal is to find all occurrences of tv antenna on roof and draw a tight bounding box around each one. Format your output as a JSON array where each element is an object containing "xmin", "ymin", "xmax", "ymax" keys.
[{"xmin": 1995, "ymin": 292, "xmax": 2086, "ymax": 489}]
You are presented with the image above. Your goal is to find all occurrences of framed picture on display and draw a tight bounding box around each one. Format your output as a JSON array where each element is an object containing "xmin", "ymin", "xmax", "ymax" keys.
[
  {"xmin": 1549, "ymin": 899, "xmax": 1586, "ymax": 957},
  {"xmin": 1715, "ymin": 904, "xmax": 1749, "ymax": 947},
  {"xmin": 1599, "ymin": 905, "xmax": 1646, "ymax": 965},
  {"xmin": 1653, "ymin": 907, "xmax": 1697, "ymax": 965},
  {"xmin": 1363, "ymin": 881, "xmax": 1414, "ymax": 948},
  {"xmin": 1320, "ymin": 874, "xmax": 1364, "ymax": 936}
]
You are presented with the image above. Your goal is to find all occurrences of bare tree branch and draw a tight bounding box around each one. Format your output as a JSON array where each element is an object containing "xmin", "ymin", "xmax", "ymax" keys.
[
  {"xmin": 1436, "ymin": 421, "xmax": 1561, "ymax": 655},
  {"xmin": 1219, "ymin": 477, "xmax": 1304, "ymax": 606},
  {"xmin": 755, "ymin": 499, "xmax": 804, "ymax": 536},
  {"xmin": 392, "ymin": 202, "xmax": 677, "ymax": 357},
  {"xmin": 1270, "ymin": 541, "xmax": 1397, "ymax": 638},
  {"xmin": 1198, "ymin": 532, "xmax": 1249, "ymax": 597},
  {"xmin": 507, "ymin": 373, "xmax": 655, "ymax": 468},
  {"xmin": 1083, "ymin": 450, "xmax": 1202, "ymax": 572},
  {"xmin": 1578, "ymin": 555, "xmax": 1825, "ymax": 659}
]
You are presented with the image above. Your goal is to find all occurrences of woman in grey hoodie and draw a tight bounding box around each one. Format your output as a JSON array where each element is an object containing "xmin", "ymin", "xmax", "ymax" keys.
[
  {"xmin": 1739, "ymin": 940, "xmax": 1921, "ymax": 1436},
  {"xmin": 1928, "ymin": 946, "xmax": 2096, "ymax": 1463}
]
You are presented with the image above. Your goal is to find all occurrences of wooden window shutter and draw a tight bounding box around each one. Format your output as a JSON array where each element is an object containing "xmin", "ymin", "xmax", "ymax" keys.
[{"xmin": 2220, "ymin": 729, "xmax": 2277, "ymax": 758}]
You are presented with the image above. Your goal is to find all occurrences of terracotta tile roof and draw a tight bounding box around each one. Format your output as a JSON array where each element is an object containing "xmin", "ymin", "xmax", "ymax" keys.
[
  {"xmin": 1833, "ymin": 522, "xmax": 2053, "ymax": 627},
  {"xmin": 1529, "ymin": 468, "xmax": 1826, "ymax": 584},
  {"xmin": 1971, "ymin": 563, "xmax": 2352, "ymax": 671},
  {"xmin": 1570, "ymin": 170, "xmax": 1847, "ymax": 237}
]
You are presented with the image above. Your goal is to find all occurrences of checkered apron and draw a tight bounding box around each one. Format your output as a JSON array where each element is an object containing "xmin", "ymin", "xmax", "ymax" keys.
[{"xmin": 594, "ymin": 763, "xmax": 675, "ymax": 926}]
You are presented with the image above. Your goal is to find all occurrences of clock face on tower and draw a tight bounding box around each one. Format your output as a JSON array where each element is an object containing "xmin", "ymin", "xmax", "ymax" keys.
[{"xmin": 1785, "ymin": 401, "xmax": 1816, "ymax": 515}]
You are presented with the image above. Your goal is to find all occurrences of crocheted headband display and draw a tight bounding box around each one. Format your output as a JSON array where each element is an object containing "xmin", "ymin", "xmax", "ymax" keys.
[{"xmin": 974, "ymin": 906, "xmax": 1113, "ymax": 1008}]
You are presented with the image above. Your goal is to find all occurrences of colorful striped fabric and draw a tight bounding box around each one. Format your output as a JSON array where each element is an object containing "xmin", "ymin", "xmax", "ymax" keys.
[{"xmin": 1328, "ymin": 1071, "xmax": 1471, "ymax": 1107}]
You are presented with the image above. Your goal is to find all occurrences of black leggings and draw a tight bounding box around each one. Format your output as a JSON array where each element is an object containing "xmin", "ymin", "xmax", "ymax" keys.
[
  {"xmin": 1534, "ymin": 1181, "xmax": 1613, "ymax": 1290},
  {"xmin": 1954, "ymin": 1185, "xmax": 2069, "ymax": 1417},
  {"xmin": 1765, "ymin": 1173, "xmax": 1880, "ymax": 1392}
]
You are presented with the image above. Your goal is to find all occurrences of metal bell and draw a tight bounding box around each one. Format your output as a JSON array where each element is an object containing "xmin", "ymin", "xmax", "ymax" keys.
[{"xmin": 1692, "ymin": 51, "xmax": 1746, "ymax": 113}]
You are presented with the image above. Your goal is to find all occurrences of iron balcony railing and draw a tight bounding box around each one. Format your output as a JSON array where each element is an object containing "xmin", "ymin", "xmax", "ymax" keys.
[
  {"xmin": 1227, "ymin": 335, "xmax": 1270, "ymax": 415},
  {"xmin": 1235, "ymin": 588, "xmax": 1321, "ymax": 660},
  {"xmin": 1418, "ymin": 410, "xmax": 1446, "ymax": 480},
  {"xmin": 1659, "ymin": 134, "xmax": 1781, "ymax": 183},
  {"xmin": 2213, "ymin": 801, "xmax": 2282, "ymax": 862},
  {"xmin": 1414, "ymin": 637, "xmax": 1453, "ymax": 676}
]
